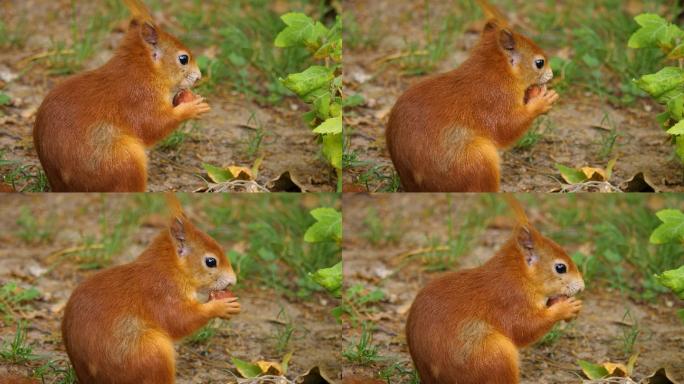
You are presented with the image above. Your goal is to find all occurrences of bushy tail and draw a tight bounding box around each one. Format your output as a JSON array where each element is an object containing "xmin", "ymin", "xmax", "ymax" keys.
[
  {"xmin": 122, "ymin": 0, "xmax": 154, "ymax": 23},
  {"xmin": 503, "ymin": 194, "xmax": 529, "ymax": 228}
]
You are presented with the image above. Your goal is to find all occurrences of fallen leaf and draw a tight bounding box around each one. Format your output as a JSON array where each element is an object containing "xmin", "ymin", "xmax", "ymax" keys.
[
  {"xmin": 255, "ymin": 360, "xmax": 284, "ymax": 376},
  {"xmin": 620, "ymin": 172, "xmax": 657, "ymax": 192},
  {"xmin": 578, "ymin": 359, "xmax": 609, "ymax": 379},
  {"xmin": 267, "ymin": 171, "xmax": 306, "ymax": 192},
  {"xmin": 231, "ymin": 357, "xmax": 262, "ymax": 378},
  {"xmin": 227, "ymin": 165, "xmax": 254, "ymax": 181},
  {"xmin": 641, "ymin": 367, "xmax": 679, "ymax": 384},
  {"xmin": 295, "ymin": 366, "xmax": 334, "ymax": 384},
  {"xmin": 580, "ymin": 166, "xmax": 607, "ymax": 181},
  {"xmin": 203, "ymin": 163, "xmax": 232, "ymax": 183},
  {"xmin": 556, "ymin": 164, "xmax": 587, "ymax": 184}
]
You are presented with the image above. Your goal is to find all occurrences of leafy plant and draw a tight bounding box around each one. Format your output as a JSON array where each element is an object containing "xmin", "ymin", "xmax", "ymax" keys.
[
  {"xmin": 275, "ymin": 13, "xmax": 343, "ymax": 190},
  {"xmin": 649, "ymin": 208, "xmax": 684, "ymax": 323},
  {"xmin": 0, "ymin": 320, "xmax": 39, "ymax": 364},
  {"xmin": 629, "ymin": 14, "xmax": 684, "ymax": 163}
]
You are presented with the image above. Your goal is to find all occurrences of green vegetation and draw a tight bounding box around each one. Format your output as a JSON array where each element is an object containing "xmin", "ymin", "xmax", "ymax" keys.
[
  {"xmin": 629, "ymin": 12, "xmax": 684, "ymax": 166},
  {"xmin": 343, "ymin": 321, "xmax": 384, "ymax": 365},
  {"xmin": 0, "ymin": 320, "xmax": 39, "ymax": 364},
  {"xmin": 0, "ymin": 152, "xmax": 49, "ymax": 192},
  {"xmin": 275, "ymin": 11, "xmax": 343, "ymax": 189},
  {"xmin": 0, "ymin": 283, "xmax": 40, "ymax": 324}
]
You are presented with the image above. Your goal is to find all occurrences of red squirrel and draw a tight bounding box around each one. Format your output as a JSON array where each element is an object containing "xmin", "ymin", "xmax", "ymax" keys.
[
  {"xmin": 406, "ymin": 195, "xmax": 584, "ymax": 384},
  {"xmin": 33, "ymin": 0, "xmax": 209, "ymax": 192},
  {"xmin": 62, "ymin": 194, "xmax": 240, "ymax": 383},
  {"xmin": 386, "ymin": 0, "xmax": 558, "ymax": 192}
]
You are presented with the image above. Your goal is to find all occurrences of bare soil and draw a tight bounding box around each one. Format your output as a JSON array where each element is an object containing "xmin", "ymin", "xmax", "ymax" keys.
[
  {"xmin": 0, "ymin": 1, "xmax": 334, "ymax": 192},
  {"xmin": 342, "ymin": 0, "xmax": 684, "ymax": 192},
  {"xmin": 341, "ymin": 194, "xmax": 684, "ymax": 383},
  {"xmin": 0, "ymin": 195, "xmax": 342, "ymax": 383}
]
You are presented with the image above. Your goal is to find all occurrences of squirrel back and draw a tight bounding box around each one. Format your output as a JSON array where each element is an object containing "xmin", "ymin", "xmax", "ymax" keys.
[
  {"xmin": 386, "ymin": 1, "xmax": 558, "ymax": 192},
  {"xmin": 406, "ymin": 196, "xmax": 583, "ymax": 384},
  {"xmin": 33, "ymin": 0, "xmax": 209, "ymax": 192},
  {"xmin": 62, "ymin": 194, "xmax": 240, "ymax": 383}
]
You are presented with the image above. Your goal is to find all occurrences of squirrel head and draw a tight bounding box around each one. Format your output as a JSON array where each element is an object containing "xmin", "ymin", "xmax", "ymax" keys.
[
  {"xmin": 481, "ymin": 20, "xmax": 553, "ymax": 90},
  {"xmin": 165, "ymin": 194, "xmax": 237, "ymax": 294},
  {"xmin": 127, "ymin": 19, "xmax": 202, "ymax": 94},
  {"xmin": 504, "ymin": 195, "xmax": 584, "ymax": 305}
]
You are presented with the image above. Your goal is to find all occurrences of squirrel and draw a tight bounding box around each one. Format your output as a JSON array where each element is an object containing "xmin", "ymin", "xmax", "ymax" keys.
[
  {"xmin": 61, "ymin": 194, "xmax": 240, "ymax": 383},
  {"xmin": 33, "ymin": 0, "xmax": 210, "ymax": 192},
  {"xmin": 405, "ymin": 195, "xmax": 584, "ymax": 384},
  {"xmin": 385, "ymin": 0, "xmax": 558, "ymax": 192}
]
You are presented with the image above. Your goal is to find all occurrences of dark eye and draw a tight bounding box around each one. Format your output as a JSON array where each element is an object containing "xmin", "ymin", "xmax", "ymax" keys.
[
  {"xmin": 555, "ymin": 263, "xmax": 567, "ymax": 274},
  {"xmin": 179, "ymin": 54, "xmax": 189, "ymax": 65},
  {"xmin": 205, "ymin": 257, "xmax": 217, "ymax": 268},
  {"xmin": 535, "ymin": 59, "xmax": 545, "ymax": 69}
]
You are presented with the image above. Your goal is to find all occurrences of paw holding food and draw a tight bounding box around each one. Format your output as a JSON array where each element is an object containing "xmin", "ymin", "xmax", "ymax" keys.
[
  {"xmin": 524, "ymin": 84, "xmax": 544, "ymax": 104},
  {"xmin": 209, "ymin": 289, "xmax": 236, "ymax": 300},
  {"xmin": 173, "ymin": 89, "xmax": 197, "ymax": 106}
]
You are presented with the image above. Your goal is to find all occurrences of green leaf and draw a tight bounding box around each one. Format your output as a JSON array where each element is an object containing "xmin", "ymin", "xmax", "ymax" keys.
[
  {"xmin": 343, "ymin": 94, "xmax": 365, "ymax": 108},
  {"xmin": 666, "ymin": 119, "xmax": 684, "ymax": 135},
  {"xmin": 676, "ymin": 136, "xmax": 684, "ymax": 163},
  {"xmin": 0, "ymin": 93, "xmax": 10, "ymax": 106},
  {"xmin": 202, "ymin": 163, "xmax": 233, "ymax": 183},
  {"xmin": 309, "ymin": 262, "xmax": 342, "ymax": 297},
  {"xmin": 667, "ymin": 94, "xmax": 684, "ymax": 121},
  {"xmin": 655, "ymin": 265, "xmax": 684, "ymax": 299},
  {"xmin": 274, "ymin": 13, "xmax": 328, "ymax": 49},
  {"xmin": 555, "ymin": 164, "xmax": 587, "ymax": 184},
  {"xmin": 313, "ymin": 92, "xmax": 331, "ymax": 120},
  {"xmin": 628, "ymin": 13, "xmax": 684, "ymax": 49},
  {"xmin": 304, "ymin": 207, "xmax": 341, "ymax": 243},
  {"xmin": 578, "ymin": 360, "xmax": 609, "ymax": 380},
  {"xmin": 634, "ymin": 67, "xmax": 684, "ymax": 99},
  {"xmin": 657, "ymin": 111, "xmax": 671, "ymax": 128},
  {"xmin": 313, "ymin": 116, "xmax": 342, "ymax": 135},
  {"xmin": 322, "ymin": 133, "xmax": 342, "ymax": 170},
  {"xmin": 231, "ymin": 357, "xmax": 262, "ymax": 378},
  {"xmin": 669, "ymin": 42, "xmax": 684, "ymax": 59},
  {"xmin": 649, "ymin": 209, "xmax": 684, "ymax": 244},
  {"xmin": 280, "ymin": 66, "xmax": 334, "ymax": 98}
]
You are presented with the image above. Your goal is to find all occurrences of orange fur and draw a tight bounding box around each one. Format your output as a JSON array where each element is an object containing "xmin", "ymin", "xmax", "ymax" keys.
[
  {"xmin": 33, "ymin": 1, "xmax": 209, "ymax": 192},
  {"xmin": 62, "ymin": 195, "xmax": 239, "ymax": 384},
  {"xmin": 406, "ymin": 196, "xmax": 584, "ymax": 384},
  {"xmin": 386, "ymin": 3, "xmax": 557, "ymax": 192}
]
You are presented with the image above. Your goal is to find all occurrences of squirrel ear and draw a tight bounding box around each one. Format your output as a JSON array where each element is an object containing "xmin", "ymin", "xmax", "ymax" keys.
[
  {"xmin": 499, "ymin": 29, "xmax": 515, "ymax": 51},
  {"xmin": 517, "ymin": 227, "xmax": 538, "ymax": 266},
  {"xmin": 169, "ymin": 218, "xmax": 189, "ymax": 257},
  {"xmin": 140, "ymin": 21, "xmax": 158, "ymax": 46}
]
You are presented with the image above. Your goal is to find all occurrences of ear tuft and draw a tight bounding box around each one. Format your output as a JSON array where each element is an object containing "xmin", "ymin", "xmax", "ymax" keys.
[
  {"xmin": 141, "ymin": 21, "xmax": 158, "ymax": 46},
  {"xmin": 484, "ymin": 19, "xmax": 499, "ymax": 32}
]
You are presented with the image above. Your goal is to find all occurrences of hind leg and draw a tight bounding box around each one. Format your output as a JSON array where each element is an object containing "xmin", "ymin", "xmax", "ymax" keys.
[{"xmin": 449, "ymin": 332, "xmax": 519, "ymax": 384}]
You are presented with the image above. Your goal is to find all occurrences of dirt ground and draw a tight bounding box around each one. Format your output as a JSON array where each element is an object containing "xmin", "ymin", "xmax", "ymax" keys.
[
  {"xmin": 341, "ymin": 194, "xmax": 684, "ymax": 383},
  {"xmin": 342, "ymin": 0, "xmax": 684, "ymax": 192},
  {"xmin": 0, "ymin": 195, "xmax": 341, "ymax": 383},
  {"xmin": 0, "ymin": 1, "xmax": 335, "ymax": 192}
]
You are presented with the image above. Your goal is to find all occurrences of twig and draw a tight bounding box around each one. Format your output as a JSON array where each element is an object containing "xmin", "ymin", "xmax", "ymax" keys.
[
  {"xmin": 373, "ymin": 50, "xmax": 428, "ymax": 66},
  {"xmin": 46, "ymin": 244, "xmax": 104, "ymax": 263},
  {"xmin": 394, "ymin": 246, "xmax": 450, "ymax": 261},
  {"xmin": 558, "ymin": 181, "xmax": 622, "ymax": 193},
  {"xmin": 205, "ymin": 180, "xmax": 270, "ymax": 193},
  {"xmin": 18, "ymin": 49, "xmax": 75, "ymax": 67}
]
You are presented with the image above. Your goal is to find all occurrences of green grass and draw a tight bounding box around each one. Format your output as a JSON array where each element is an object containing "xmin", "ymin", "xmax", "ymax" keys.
[
  {"xmin": 343, "ymin": 321, "xmax": 384, "ymax": 365},
  {"xmin": 16, "ymin": 207, "xmax": 54, "ymax": 245},
  {"xmin": 379, "ymin": 362, "xmax": 420, "ymax": 384},
  {"xmin": 620, "ymin": 309, "xmax": 640, "ymax": 356},
  {"xmin": 186, "ymin": 320, "xmax": 219, "ymax": 345},
  {"xmin": 273, "ymin": 308, "xmax": 295, "ymax": 354},
  {"xmin": 156, "ymin": 122, "xmax": 198, "ymax": 152},
  {"xmin": 363, "ymin": 208, "xmax": 401, "ymax": 246},
  {"xmin": 0, "ymin": 283, "xmax": 40, "ymax": 324},
  {"xmin": 0, "ymin": 320, "xmax": 40, "ymax": 364},
  {"xmin": 0, "ymin": 155, "xmax": 49, "ymax": 192},
  {"xmin": 241, "ymin": 112, "xmax": 269, "ymax": 160}
]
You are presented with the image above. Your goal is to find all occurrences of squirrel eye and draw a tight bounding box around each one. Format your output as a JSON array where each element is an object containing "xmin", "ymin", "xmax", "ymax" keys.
[
  {"xmin": 535, "ymin": 59, "xmax": 545, "ymax": 69},
  {"xmin": 205, "ymin": 257, "xmax": 217, "ymax": 268},
  {"xmin": 178, "ymin": 54, "xmax": 189, "ymax": 65},
  {"xmin": 554, "ymin": 263, "xmax": 567, "ymax": 274}
]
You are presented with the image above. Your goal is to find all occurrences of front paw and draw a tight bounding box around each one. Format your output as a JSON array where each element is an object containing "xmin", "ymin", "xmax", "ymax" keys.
[
  {"xmin": 526, "ymin": 86, "xmax": 558, "ymax": 115},
  {"xmin": 549, "ymin": 297, "xmax": 582, "ymax": 322},
  {"xmin": 207, "ymin": 297, "xmax": 241, "ymax": 319},
  {"xmin": 174, "ymin": 96, "xmax": 211, "ymax": 120}
]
